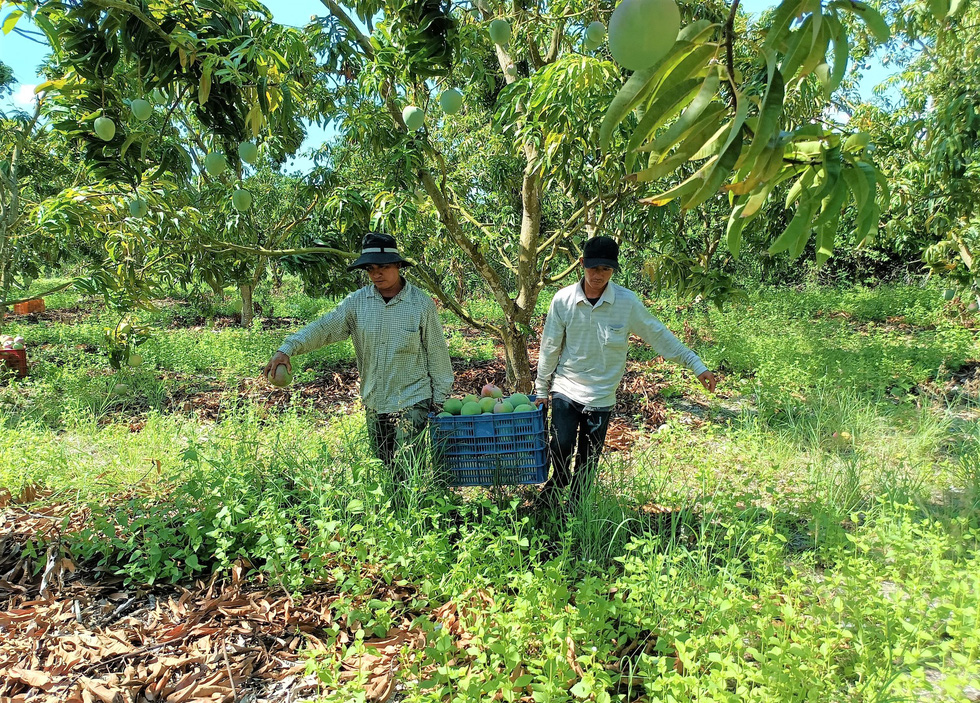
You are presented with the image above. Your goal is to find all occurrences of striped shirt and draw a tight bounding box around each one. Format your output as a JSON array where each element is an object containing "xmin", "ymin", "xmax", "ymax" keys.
[
  {"xmin": 536, "ymin": 280, "xmax": 708, "ymax": 408},
  {"xmin": 277, "ymin": 281, "xmax": 454, "ymax": 414}
]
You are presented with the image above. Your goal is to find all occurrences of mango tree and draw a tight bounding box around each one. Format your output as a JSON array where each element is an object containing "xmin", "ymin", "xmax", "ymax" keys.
[
  {"xmin": 1, "ymin": 0, "xmax": 324, "ymax": 326},
  {"xmin": 0, "ymin": 100, "xmax": 79, "ymax": 325},
  {"xmin": 306, "ymin": 0, "xmax": 892, "ymax": 390},
  {"xmin": 860, "ymin": 0, "xmax": 980, "ymax": 307}
]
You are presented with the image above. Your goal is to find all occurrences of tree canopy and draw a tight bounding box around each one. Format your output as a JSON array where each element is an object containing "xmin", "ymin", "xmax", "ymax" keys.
[{"xmin": 6, "ymin": 0, "xmax": 973, "ymax": 378}]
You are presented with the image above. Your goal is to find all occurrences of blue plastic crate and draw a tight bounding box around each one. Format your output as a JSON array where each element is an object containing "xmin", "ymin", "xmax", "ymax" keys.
[{"xmin": 429, "ymin": 399, "xmax": 548, "ymax": 487}]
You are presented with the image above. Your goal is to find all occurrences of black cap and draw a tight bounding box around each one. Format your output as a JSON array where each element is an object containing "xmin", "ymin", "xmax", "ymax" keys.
[
  {"xmin": 346, "ymin": 232, "xmax": 412, "ymax": 271},
  {"xmin": 582, "ymin": 236, "xmax": 619, "ymax": 270}
]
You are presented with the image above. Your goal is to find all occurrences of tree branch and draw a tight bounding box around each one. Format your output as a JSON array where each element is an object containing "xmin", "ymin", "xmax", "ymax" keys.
[
  {"xmin": 318, "ymin": 0, "xmax": 375, "ymax": 57},
  {"xmin": 450, "ymin": 196, "xmax": 498, "ymax": 241},
  {"xmin": 544, "ymin": 257, "xmax": 580, "ymax": 285},
  {"xmin": 545, "ymin": 17, "xmax": 566, "ymax": 64},
  {"xmin": 418, "ymin": 171, "xmax": 513, "ymax": 317},
  {"xmin": 723, "ymin": 0, "xmax": 741, "ymax": 106},
  {"xmin": 535, "ymin": 194, "xmax": 605, "ymax": 255},
  {"xmin": 87, "ymin": 0, "xmax": 196, "ymax": 53},
  {"xmin": 201, "ymin": 241, "xmax": 356, "ymax": 259},
  {"xmin": 1, "ymin": 280, "xmax": 76, "ymax": 307},
  {"xmin": 409, "ymin": 263, "xmax": 498, "ymax": 333},
  {"xmin": 280, "ymin": 197, "xmax": 319, "ymax": 237}
]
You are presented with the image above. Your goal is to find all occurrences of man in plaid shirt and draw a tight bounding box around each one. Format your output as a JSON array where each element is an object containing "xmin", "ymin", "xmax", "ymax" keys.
[
  {"xmin": 264, "ymin": 233, "xmax": 454, "ymax": 485},
  {"xmin": 535, "ymin": 236, "xmax": 716, "ymax": 507}
]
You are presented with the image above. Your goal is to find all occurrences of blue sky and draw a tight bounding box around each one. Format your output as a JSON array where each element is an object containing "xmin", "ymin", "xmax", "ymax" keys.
[{"xmin": 2, "ymin": 0, "xmax": 892, "ymax": 171}]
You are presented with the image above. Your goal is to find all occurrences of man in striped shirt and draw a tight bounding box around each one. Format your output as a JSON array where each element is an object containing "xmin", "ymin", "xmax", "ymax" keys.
[
  {"xmin": 264, "ymin": 233, "xmax": 454, "ymax": 487},
  {"xmin": 535, "ymin": 236, "xmax": 716, "ymax": 507}
]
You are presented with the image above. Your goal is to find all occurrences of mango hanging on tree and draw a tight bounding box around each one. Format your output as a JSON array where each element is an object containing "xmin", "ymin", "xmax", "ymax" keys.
[
  {"xmin": 232, "ymin": 189, "xmax": 252, "ymax": 212},
  {"xmin": 130, "ymin": 98, "xmax": 153, "ymax": 121},
  {"xmin": 608, "ymin": 0, "xmax": 680, "ymax": 71},
  {"xmin": 489, "ymin": 18, "xmax": 511, "ymax": 45},
  {"xmin": 402, "ymin": 105, "xmax": 425, "ymax": 130},
  {"xmin": 94, "ymin": 116, "xmax": 116, "ymax": 141},
  {"xmin": 204, "ymin": 152, "xmax": 227, "ymax": 176},
  {"xmin": 439, "ymin": 88, "xmax": 463, "ymax": 115}
]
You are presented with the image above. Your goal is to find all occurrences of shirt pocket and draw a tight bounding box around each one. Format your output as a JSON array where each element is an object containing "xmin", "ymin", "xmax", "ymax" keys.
[
  {"xmin": 394, "ymin": 326, "xmax": 421, "ymax": 356},
  {"xmin": 599, "ymin": 323, "xmax": 628, "ymax": 351}
]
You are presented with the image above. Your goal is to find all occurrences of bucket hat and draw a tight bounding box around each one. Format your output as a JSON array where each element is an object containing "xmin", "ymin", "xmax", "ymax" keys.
[
  {"xmin": 346, "ymin": 232, "xmax": 413, "ymax": 271},
  {"xmin": 582, "ymin": 236, "xmax": 620, "ymax": 271}
]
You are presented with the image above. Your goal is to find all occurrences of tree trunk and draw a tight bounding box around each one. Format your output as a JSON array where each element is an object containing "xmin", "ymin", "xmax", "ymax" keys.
[
  {"xmin": 0, "ymin": 108, "xmax": 33, "ymax": 333},
  {"xmin": 239, "ymin": 284, "xmax": 253, "ymax": 327},
  {"xmin": 238, "ymin": 257, "xmax": 266, "ymax": 327},
  {"xmin": 500, "ymin": 324, "xmax": 534, "ymax": 393}
]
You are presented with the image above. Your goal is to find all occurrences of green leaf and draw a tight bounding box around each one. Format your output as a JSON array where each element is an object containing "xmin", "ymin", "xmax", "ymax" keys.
[
  {"xmin": 689, "ymin": 126, "xmax": 731, "ymax": 162},
  {"xmin": 854, "ymin": 159, "xmax": 878, "ymax": 206},
  {"xmin": 811, "ymin": 177, "xmax": 848, "ymax": 229},
  {"xmin": 729, "ymin": 140, "xmax": 783, "ymax": 193},
  {"xmin": 763, "ymin": 0, "xmax": 809, "ymax": 51},
  {"xmin": 830, "ymin": 0, "xmax": 890, "ymax": 43},
  {"xmin": 856, "ymin": 201, "xmax": 880, "ymax": 246},
  {"xmin": 119, "ymin": 133, "xmax": 139, "ymax": 160},
  {"xmin": 785, "ymin": 124, "xmax": 829, "ymax": 141},
  {"xmin": 812, "ymin": 145, "xmax": 843, "ymax": 202},
  {"xmin": 815, "ymin": 212, "xmax": 840, "ymax": 265},
  {"xmin": 715, "ymin": 88, "xmax": 749, "ymax": 163},
  {"xmin": 814, "ymin": 62, "xmax": 832, "ymax": 99},
  {"xmin": 199, "ymin": 64, "xmax": 212, "ymax": 106},
  {"xmin": 783, "ymin": 137, "xmax": 826, "ymax": 162},
  {"xmin": 600, "ymin": 66, "xmax": 665, "ymax": 153},
  {"xmin": 677, "ymin": 19, "xmax": 720, "ymax": 44},
  {"xmin": 796, "ymin": 19, "xmax": 832, "ymax": 85},
  {"xmin": 825, "ymin": 12, "xmax": 849, "ymax": 94},
  {"xmin": 874, "ymin": 166, "xmax": 891, "ymax": 209},
  {"xmin": 631, "ymin": 106, "xmax": 728, "ymax": 182},
  {"xmin": 570, "ymin": 680, "xmax": 591, "ymax": 699},
  {"xmin": 649, "ymin": 67, "xmax": 721, "ymax": 157},
  {"xmin": 2, "ymin": 10, "xmax": 23, "ymax": 35},
  {"xmin": 33, "ymin": 12, "xmax": 59, "ymax": 50},
  {"xmin": 682, "ymin": 126, "xmax": 744, "ymax": 209},
  {"xmin": 785, "ymin": 164, "xmax": 818, "ymax": 208},
  {"xmin": 851, "ymin": 161, "xmax": 881, "ymax": 244},
  {"xmin": 741, "ymin": 67, "xmax": 784, "ymax": 168},
  {"xmin": 600, "ymin": 38, "xmax": 717, "ymax": 153},
  {"xmin": 33, "ymin": 79, "xmax": 67, "ymax": 94},
  {"xmin": 726, "ymin": 197, "xmax": 753, "ymax": 258},
  {"xmin": 927, "ymin": 0, "xmax": 950, "ymax": 18},
  {"xmin": 627, "ymin": 78, "xmax": 704, "ymax": 154},
  {"xmin": 842, "ymin": 164, "xmax": 870, "ymax": 214},
  {"xmin": 768, "ymin": 201, "xmax": 816, "ymax": 255},
  {"xmin": 640, "ymin": 163, "xmax": 713, "ymax": 206},
  {"xmin": 780, "ymin": 15, "xmax": 814, "ymax": 84}
]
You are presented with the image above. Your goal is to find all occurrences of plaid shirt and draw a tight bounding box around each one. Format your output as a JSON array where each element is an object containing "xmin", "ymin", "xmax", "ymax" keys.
[
  {"xmin": 536, "ymin": 280, "xmax": 708, "ymax": 408},
  {"xmin": 278, "ymin": 281, "xmax": 454, "ymax": 414}
]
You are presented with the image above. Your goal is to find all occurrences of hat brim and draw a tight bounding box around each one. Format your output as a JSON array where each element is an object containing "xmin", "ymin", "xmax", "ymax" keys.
[
  {"xmin": 346, "ymin": 252, "xmax": 412, "ymax": 271},
  {"xmin": 583, "ymin": 257, "xmax": 619, "ymax": 271}
]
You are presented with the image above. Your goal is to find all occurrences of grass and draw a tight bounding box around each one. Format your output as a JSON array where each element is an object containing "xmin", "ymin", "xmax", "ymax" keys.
[{"xmin": 1, "ymin": 276, "xmax": 978, "ymax": 701}]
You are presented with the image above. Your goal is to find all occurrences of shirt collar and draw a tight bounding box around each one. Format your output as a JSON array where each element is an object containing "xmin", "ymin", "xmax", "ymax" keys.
[
  {"xmin": 366, "ymin": 278, "xmax": 410, "ymax": 302},
  {"xmin": 575, "ymin": 279, "xmax": 616, "ymax": 307}
]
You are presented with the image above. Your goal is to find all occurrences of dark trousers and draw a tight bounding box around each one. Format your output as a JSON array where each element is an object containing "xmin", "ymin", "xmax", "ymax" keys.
[
  {"xmin": 365, "ymin": 400, "xmax": 430, "ymax": 485},
  {"xmin": 542, "ymin": 394, "xmax": 612, "ymax": 505}
]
